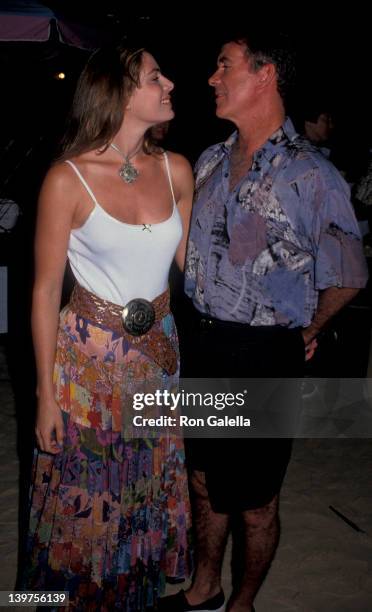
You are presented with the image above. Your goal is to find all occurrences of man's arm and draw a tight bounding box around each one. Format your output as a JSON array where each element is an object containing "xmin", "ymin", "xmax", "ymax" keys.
[
  {"xmin": 302, "ymin": 286, "xmax": 360, "ymax": 347},
  {"xmin": 301, "ymin": 164, "xmax": 368, "ymax": 359}
]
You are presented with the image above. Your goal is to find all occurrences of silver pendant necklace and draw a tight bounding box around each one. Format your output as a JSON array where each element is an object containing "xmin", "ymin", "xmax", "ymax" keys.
[{"xmin": 110, "ymin": 142, "xmax": 141, "ymax": 184}]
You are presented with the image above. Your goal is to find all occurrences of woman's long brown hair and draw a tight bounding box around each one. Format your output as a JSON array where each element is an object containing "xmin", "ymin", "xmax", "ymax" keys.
[{"xmin": 58, "ymin": 44, "xmax": 157, "ymax": 161}]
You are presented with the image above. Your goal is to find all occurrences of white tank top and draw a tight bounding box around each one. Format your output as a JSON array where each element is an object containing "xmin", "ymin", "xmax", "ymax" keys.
[{"xmin": 65, "ymin": 152, "xmax": 183, "ymax": 306}]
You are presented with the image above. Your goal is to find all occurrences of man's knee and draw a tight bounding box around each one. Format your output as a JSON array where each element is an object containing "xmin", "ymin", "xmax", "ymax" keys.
[{"xmin": 242, "ymin": 494, "xmax": 279, "ymax": 530}]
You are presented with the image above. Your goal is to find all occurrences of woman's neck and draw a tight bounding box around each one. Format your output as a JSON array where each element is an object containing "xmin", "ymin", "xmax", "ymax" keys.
[{"xmin": 111, "ymin": 122, "xmax": 146, "ymax": 158}]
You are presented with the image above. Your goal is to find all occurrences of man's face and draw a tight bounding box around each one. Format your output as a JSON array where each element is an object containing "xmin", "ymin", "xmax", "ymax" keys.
[
  {"xmin": 314, "ymin": 113, "xmax": 334, "ymax": 142},
  {"xmin": 305, "ymin": 112, "xmax": 334, "ymax": 144},
  {"xmin": 208, "ymin": 41, "xmax": 261, "ymax": 122}
]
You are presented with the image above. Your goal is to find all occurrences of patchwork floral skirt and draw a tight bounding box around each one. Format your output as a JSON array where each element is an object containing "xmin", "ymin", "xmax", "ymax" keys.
[{"xmin": 23, "ymin": 306, "xmax": 192, "ymax": 611}]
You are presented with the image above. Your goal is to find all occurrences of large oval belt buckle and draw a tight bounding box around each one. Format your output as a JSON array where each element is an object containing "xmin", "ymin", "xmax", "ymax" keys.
[{"xmin": 122, "ymin": 298, "xmax": 155, "ymax": 336}]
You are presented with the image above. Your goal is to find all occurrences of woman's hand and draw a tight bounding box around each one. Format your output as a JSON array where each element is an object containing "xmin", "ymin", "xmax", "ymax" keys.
[{"xmin": 35, "ymin": 397, "xmax": 64, "ymax": 454}]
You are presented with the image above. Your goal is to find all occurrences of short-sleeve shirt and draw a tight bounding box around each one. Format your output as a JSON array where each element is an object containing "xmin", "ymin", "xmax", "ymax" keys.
[{"xmin": 184, "ymin": 118, "xmax": 368, "ymax": 327}]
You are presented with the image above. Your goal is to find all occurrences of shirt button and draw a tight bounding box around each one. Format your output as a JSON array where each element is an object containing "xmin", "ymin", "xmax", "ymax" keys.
[{"xmin": 224, "ymin": 173, "xmax": 229, "ymax": 178}]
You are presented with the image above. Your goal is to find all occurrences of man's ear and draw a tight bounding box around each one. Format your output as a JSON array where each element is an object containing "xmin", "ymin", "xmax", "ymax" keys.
[{"xmin": 257, "ymin": 63, "xmax": 276, "ymax": 88}]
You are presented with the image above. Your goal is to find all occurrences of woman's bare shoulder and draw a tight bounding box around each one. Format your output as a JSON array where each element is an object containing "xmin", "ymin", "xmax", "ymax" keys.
[
  {"xmin": 164, "ymin": 151, "xmax": 194, "ymax": 187},
  {"xmin": 44, "ymin": 150, "xmax": 98, "ymax": 187},
  {"xmin": 38, "ymin": 160, "xmax": 84, "ymax": 212}
]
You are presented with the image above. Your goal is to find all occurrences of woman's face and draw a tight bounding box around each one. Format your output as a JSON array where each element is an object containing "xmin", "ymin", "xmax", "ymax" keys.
[{"xmin": 126, "ymin": 52, "xmax": 174, "ymax": 126}]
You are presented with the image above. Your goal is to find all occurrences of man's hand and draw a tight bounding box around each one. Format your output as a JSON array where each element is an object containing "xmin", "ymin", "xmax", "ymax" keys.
[
  {"xmin": 301, "ymin": 287, "xmax": 361, "ymax": 361},
  {"xmin": 303, "ymin": 336, "xmax": 318, "ymax": 361}
]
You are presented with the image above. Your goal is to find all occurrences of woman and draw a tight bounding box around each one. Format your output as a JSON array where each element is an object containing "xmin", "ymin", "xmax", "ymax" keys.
[{"xmin": 24, "ymin": 44, "xmax": 193, "ymax": 611}]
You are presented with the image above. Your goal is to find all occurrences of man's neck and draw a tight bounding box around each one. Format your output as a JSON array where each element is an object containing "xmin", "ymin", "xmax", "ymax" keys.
[{"xmin": 235, "ymin": 103, "xmax": 285, "ymax": 157}]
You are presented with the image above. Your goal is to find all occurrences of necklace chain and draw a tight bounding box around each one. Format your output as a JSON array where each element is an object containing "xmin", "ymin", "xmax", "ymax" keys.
[
  {"xmin": 110, "ymin": 142, "xmax": 142, "ymax": 161},
  {"xmin": 110, "ymin": 142, "xmax": 142, "ymax": 184}
]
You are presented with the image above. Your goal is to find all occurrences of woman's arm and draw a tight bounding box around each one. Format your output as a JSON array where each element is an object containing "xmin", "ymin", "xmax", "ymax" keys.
[
  {"xmin": 169, "ymin": 153, "xmax": 194, "ymax": 271},
  {"xmin": 32, "ymin": 164, "xmax": 77, "ymax": 454}
]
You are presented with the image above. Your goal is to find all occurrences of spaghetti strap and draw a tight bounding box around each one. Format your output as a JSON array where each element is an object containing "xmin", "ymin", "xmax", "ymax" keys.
[
  {"xmin": 65, "ymin": 160, "xmax": 99, "ymax": 206},
  {"xmin": 163, "ymin": 152, "xmax": 176, "ymax": 206}
]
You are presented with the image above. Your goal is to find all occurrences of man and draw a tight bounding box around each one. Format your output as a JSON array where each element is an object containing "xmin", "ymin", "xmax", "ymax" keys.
[
  {"xmin": 303, "ymin": 103, "xmax": 335, "ymax": 157},
  {"xmin": 160, "ymin": 29, "xmax": 368, "ymax": 612}
]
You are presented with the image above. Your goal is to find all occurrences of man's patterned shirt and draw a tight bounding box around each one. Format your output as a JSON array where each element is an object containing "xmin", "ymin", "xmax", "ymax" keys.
[{"xmin": 185, "ymin": 118, "xmax": 368, "ymax": 327}]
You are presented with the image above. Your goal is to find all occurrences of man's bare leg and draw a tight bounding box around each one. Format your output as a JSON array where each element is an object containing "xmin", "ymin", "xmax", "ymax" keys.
[
  {"xmin": 227, "ymin": 494, "xmax": 280, "ymax": 612},
  {"xmin": 185, "ymin": 470, "xmax": 230, "ymax": 605}
]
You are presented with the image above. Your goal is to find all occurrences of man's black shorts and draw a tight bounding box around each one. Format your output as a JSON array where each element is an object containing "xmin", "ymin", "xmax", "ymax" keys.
[{"xmin": 179, "ymin": 300, "xmax": 305, "ymax": 512}]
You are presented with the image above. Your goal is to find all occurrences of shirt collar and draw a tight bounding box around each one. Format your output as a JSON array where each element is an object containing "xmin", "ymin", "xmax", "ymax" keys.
[{"xmin": 221, "ymin": 117, "xmax": 298, "ymax": 161}]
